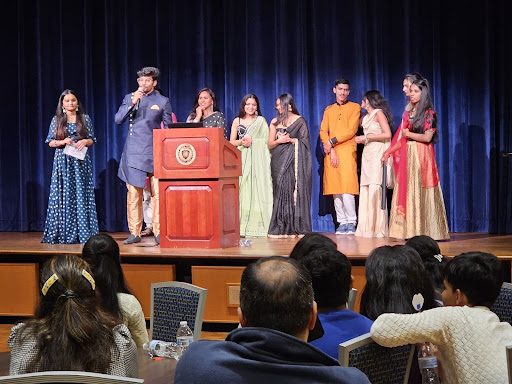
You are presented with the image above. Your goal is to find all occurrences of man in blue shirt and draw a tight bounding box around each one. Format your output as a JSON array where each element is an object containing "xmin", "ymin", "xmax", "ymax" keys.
[
  {"xmin": 115, "ymin": 67, "xmax": 173, "ymax": 245},
  {"xmin": 301, "ymin": 248, "xmax": 374, "ymax": 359}
]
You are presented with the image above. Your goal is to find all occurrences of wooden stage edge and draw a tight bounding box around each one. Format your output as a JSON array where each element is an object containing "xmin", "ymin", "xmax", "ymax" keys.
[{"xmin": 1, "ymin": 231, "xmax": 512, "ymax": 261}]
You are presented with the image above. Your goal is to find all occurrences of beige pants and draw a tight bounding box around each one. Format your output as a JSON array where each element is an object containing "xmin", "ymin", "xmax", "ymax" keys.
[{"xmin": 126, "ymin": 175, "xmax": 160, "ymax": 236}]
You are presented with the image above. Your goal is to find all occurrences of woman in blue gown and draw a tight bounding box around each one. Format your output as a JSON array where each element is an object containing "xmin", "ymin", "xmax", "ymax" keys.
[{"xmin": 41, "ymin": 89, "xmax": 98, "ymax": 244}]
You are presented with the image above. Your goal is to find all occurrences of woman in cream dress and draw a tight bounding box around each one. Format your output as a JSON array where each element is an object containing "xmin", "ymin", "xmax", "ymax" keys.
[{"xmin": 355, "ymin": 91, "xmax": 392, "ymax": 237}]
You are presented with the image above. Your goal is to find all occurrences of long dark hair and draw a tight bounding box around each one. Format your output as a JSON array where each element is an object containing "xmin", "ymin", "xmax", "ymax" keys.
[
  {"xmin": 55, "ymin": 89, "xmax": 88, "ymax": 140},
  {"xmin": 409, "ymin": 78, "xmax": 439, "ymax": 143},
  {"xmin": 276, "ymin": 93, "xmax": 300, "ymax": 126},
  {"xmin": 363, "ymin": 90, "xmax": 394, "ymax": 127},
  {"xmin": 82, "ymin": 234, "xmax": 131, "ymax": 320},
  {"xmin": 360, "ymin": 245, "xmax": 436, "ymax": 320},
  {"xmin": 406, "ymin": 236, "xmax": 446, "ymax": 291},
  {"xmin": 19, "ymin": 254, "xmax": 117, "ymax": 373},
  {"xmin": 237, "ymin": 94, "xmax": 262, "ymax": 118},
  {"xmin": 189, "ymin": 87, "xmax": 221, "ymax": 118}
]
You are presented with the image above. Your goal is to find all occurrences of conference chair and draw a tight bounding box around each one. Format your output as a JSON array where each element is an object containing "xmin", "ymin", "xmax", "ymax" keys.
[
  {"xmin": 0, "ymin": 371, "xmax": 143, "ymax": 383},
  {"xmin": 491, "ymin": 282, "xmax": 512, "ymax": 324},
  {"xmin": 339, "ymin": 333, "xmax": 414, "ymax": 384},
  {"xmin": 150, "ymin": 281, "xmax": 207, "ymax": 343},
  {"xmin": 347, "ymin": 288, "xmax": 357, "ymax": 311}
]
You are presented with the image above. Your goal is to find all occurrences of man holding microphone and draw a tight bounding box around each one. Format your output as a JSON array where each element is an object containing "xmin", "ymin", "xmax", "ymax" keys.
[{"xmin": 115, "ymin": 67, "xmax": 173, "ymax": 245}]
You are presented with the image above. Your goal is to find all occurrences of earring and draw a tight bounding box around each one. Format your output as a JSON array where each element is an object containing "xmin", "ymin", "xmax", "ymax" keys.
[
  {"xmin": 255, "ymin": 111, "xmax": 258, "ymax": 116},
  {"xmin": 76, "ymin": 105, "xmax": 79, "ymax": 112},
  {"xmin": 288, "ymin": 106, "xmax": 292, "ymax": 112},
  {"xmin": 62, "ymin": 107, "xmax": 66, "ymax": 113}
]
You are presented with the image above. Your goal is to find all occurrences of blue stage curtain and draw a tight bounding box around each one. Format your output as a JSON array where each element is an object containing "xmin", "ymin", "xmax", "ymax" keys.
[{"xmin": 1, "ymin": 0, "xmax": 510, "ymax": 233}]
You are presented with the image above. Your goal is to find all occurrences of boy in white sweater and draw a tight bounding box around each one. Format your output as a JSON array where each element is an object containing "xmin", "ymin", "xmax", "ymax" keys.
[{"xmin": 371, "ymin": 251, "xmax": 512, "ymax": 384}]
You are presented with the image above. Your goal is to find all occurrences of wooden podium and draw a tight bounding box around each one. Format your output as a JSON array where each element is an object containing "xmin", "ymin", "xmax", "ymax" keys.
[{"xmin": 153, "ymin": 128, "xmax": 242, "ymax": 248}]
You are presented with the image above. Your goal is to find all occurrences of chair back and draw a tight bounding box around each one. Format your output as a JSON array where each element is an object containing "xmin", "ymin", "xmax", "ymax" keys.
[
  {"xmin": 507, "ymin": 345, "xmax": 512, "ymax": 384},
  {"xmin": 339, "ymin": 332, "xmax": 414, "ymax": 384},
  {"xmin": 150, "ymin": 281, "xmax": 207, "ymax": 342},
  {"xmin": 347, "ymin": 288, "xmax": 357, "ymax": 311},
  {"xmin": 492, "ymin": 282, "xmax": 512, "ymax": 324},
  {"xmin": 0, "ymin": 371, "xmax": 144, "ymax": 383}
]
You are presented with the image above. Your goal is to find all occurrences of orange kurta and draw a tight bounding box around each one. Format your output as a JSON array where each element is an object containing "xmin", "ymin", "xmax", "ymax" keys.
[{"xmin": 319, "ymin": 101, "xmax": 361, "ymax": 195}]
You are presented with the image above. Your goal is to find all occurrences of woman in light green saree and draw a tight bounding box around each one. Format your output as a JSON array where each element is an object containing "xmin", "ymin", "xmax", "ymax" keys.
[{"xmin": 230, "ymin": 94, "xmax": 273, "ymax": 237}]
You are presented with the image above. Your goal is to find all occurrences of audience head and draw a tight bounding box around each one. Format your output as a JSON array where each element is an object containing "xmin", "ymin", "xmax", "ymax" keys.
[
  {"xmin": 275, "ymin": 93, "xmax": 300, "ymax": 125},
  {"xmin": 289, "ymin": 232, "xmax": 337, "ymax": 261},
  {"xmin": 300, "ymin": 248, "xmax": 352, "ymax": 309},
  {"xmin": 238, "ymin": 93, "xmax": 262, "ymax": 118},
  {"xmin": 55, "ymin": 89, "xmax": 88, "ymax": 140},
  {"xmin": 238, "ymin": 256, "xmax": 315, "ymax": 340},
  {"xmin": 24, "ymin": 254, "xmax": 116, "ymax": 373},
  {"xmin": 360, "ymin": 245, "xmax": 435, "ymax": 320},
  {"xmin": 82, "ymin": 234, "xmax": 130, "ymax": 320},
  {"xmin": 406, "ymin": 235, "xmax": 446, "ymax": 291},
  {"xmin": 442, "ymin": 251, "xmax": 503, "ymax": 308},
  {"xmin": 362, "ymin": 90, "xmax": 394, "ymax": 127}
]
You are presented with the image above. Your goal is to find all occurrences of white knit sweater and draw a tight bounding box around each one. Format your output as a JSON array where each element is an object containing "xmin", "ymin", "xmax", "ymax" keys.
[{"xmin": 371, "ymin": 306, "xmax": 512, "ymax": 384}]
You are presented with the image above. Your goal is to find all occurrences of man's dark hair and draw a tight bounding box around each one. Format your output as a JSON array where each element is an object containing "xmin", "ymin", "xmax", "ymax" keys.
[
  {"xmin": 300, "ymin": 248, "xmax": 352, "ymax": 308},
  {"xmin": 443, "ymin": 252, "xmax": 503, "ymax": 308},
  {"xmin": 240, "ymin": 256, "xmax": 314, "ymax": 336},
  {"xmin": 289, "ymin": 232, "xmax": 337, "ymax": 262},
  {"xmin": 334, "ymin": 77, "xmax": 350, "ymax": 87},
  {"xmin": 137, "ymin": 66, "xmax": 160, "ymax": 80}
]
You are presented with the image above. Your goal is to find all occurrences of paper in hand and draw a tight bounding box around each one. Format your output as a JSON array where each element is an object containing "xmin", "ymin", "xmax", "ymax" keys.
[{"xmin": 63, "ymin": 144, "xmax": 87, "ymax": 160}]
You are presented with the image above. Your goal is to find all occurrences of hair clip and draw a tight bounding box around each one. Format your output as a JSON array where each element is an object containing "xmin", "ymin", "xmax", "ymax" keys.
[
  {"xmin": 82, "ymin": 269, "xmax": 96, "ymax": 290},
  {"xmin": 412, "ymin": 293, "xmax": 424, "ymax": 312},
  {"xmin": 433, "ymin": 254, "xmax": 443, "ymax": 262},
  {"xmin": 42, "ymin": 273, "xmax": 59, "ymax": 296},
  {"xmin": 63, "ymin": 289, "xmax": 76, "ymax": 299}
]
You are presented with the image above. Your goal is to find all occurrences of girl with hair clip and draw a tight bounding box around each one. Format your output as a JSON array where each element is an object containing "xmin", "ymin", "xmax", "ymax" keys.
[
  {"xmin": 267, "ymin": 93, "xmax": 312, "ymax": 238},
  {"xmin": 354, "ymin": 90, "xmax": 393, "ymax": 237},
  {"xmin": 187, "ymin": 87, "xmax": 228, "ymax": 139},
  {"xmin": 382, "ymin": 77, "xmax": 449, "ymax": 240},
  {"xmin": 41, "ymin": 89, "xmax": 98, "ymax": 244},
  {"xmin": 8, "ymin": 254, "xmax": 138, "ymax": 377},
  {"xmin": 229, "ymin": 94, "xmax": 273, "ymax": 237},
  {"xmin": 360, "ymin": 245, "xmax": 436, "ymax": 321},
  {"xmin": 82, "ymin": 233, "xmax": 149, "ymax": 347},
  {"xmin": 406, "ymin": 235, "xmax": 447, "ymax": 306}
]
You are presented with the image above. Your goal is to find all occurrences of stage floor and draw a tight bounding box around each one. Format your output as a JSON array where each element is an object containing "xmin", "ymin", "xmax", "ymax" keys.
[{"xmin": 1, "ymin": 231, "xmax": 511, "ymax": 261}]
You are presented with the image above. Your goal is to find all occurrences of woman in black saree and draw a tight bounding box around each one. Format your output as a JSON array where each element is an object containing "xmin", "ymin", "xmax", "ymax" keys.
[{"xmin": 267, "ymin": 93, "xmax": 312, "ymax": 238}]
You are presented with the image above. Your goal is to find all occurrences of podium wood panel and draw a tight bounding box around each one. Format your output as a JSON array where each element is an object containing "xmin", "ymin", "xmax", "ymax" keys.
[
  {"xmin": 0, "ymin": 263, "xmax": 38, "ymax": 316},
  {"xmin": 191, "ymin": 266, "xmax": 245, "ymax": 323},
  {"xmin": 159, "ymin": 178, "xmax": 239, "ymax": 248},
  {"xmin": 121, "ymin": 264, "xmax": 176, "ymax": 319}
]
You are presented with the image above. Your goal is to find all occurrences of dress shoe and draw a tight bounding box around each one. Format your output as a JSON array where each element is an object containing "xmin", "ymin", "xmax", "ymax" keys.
[
  {"xmin": 141, "ymin": 227, "xmax": 154, "ymax": 236},
  {"xmin": 123, "ymin": 234, "xmax": 141, "ymax": 244}
]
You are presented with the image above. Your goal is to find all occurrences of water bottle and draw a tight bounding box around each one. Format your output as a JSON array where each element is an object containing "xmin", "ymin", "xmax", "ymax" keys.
[
  {"xmin": 176, "ymin": 321, "xmax": 194, "ymax": 354},
  {"xmin": 239, "ymin": 239, "xmax": 253, "ymax": 247},
  {"xmin": 418, "ymin": 343, "xmax": 441, "ymax": 384},
  {"xmin": 143, "ymin": 340, "xmax": 181, "ymax": 360}
]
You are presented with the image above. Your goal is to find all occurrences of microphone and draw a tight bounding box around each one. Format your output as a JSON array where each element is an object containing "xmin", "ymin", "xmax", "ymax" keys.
[{"xmin": 134, "ymin": 87, "xmax": 143, "ymax": 111}]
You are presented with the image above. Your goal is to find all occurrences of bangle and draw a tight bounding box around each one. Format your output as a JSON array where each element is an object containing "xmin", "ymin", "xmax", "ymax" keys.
[{"xmin": 54, "ymin": 140, "xmax": 58, "ymax": 147}]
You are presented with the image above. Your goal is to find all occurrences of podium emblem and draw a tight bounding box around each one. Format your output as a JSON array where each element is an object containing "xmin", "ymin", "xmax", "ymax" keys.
[{"xmin": 176, "ymin": 143, "xmax": 197, "ymax": 165}]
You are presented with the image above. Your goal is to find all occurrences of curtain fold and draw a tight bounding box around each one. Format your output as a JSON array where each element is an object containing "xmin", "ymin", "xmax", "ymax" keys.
[{"xmin": 1, "ymin": 0, "xmax": 509, "ymax": 233}]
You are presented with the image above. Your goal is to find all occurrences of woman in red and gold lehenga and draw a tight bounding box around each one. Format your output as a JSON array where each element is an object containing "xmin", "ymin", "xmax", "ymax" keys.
[{"xmin": 382, "ymin": 77, "xmax": 449, "ymax": 240}]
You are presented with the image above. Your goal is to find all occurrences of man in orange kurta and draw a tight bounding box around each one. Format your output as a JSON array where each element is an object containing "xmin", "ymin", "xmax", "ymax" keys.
[{"xmin": 319, "ymin": 78, "xmax": 361, "ymax": 234}]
